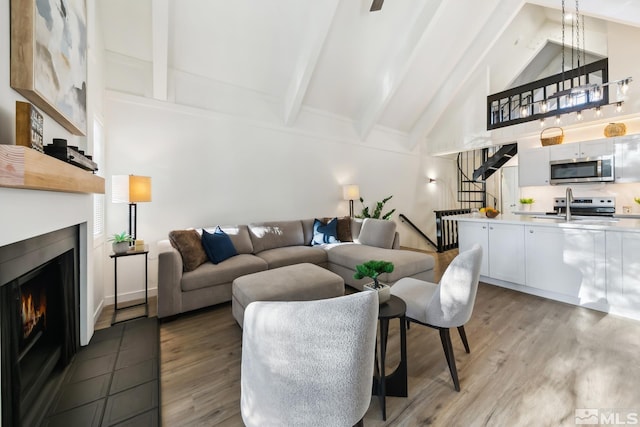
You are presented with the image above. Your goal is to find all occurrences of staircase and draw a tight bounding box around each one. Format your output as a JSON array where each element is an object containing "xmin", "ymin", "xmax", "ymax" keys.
[{"xmin": 457, "ymin": 143, "xmax": 517, "ymax": 209}]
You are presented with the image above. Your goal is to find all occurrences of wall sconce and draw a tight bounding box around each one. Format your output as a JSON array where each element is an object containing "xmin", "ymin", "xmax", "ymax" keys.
[
  {"xmin": 342, "ymin": 184, "xmax": 360, "ymax": 218},
  {"xmin": 112, "ymin": 175, "xmax": 152, "ymax": 242},
  {"xmin": 428, "ymin": 178, "xmax": 437, "ymax": 184}
]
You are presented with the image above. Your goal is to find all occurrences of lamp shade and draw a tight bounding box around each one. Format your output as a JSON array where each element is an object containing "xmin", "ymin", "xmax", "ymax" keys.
[
  {"xmin": 342, "ymin": 184, "xmax": 360, "ymax": 201},
  {"xmin": 112, "ymin": 175, "xmax": 152, "ymax": 203}
]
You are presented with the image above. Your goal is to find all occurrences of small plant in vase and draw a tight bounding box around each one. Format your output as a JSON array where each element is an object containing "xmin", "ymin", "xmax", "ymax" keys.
[
  {"xmin": 109, "ymin": 231, "xmax": 133, "ymax": 254},
  {"xmin": 519, "ymin": 198, "xmax": 535, "ymax": 211},
  {"xmin": 354, "ymin": 260, "xmax": 394, "ymax": 304}
]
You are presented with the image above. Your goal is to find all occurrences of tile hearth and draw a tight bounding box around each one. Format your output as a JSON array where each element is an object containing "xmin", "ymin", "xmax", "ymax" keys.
[{"xmin": 42, "ymin": 317, "xmax": 159, "ymax": 427}]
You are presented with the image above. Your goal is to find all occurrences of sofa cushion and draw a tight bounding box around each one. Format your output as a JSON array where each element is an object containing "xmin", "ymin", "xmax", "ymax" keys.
[
  {"xmin": 168, "ymin": 229, "xmax": 208, "ymax": 272},
  {"xmin": 202, "ymin": 227, "xmax": 238, "ymax": 264},
  {"xmin": 181, "ymin": 254, "xmax": 268, "ymax": 292},
  {"xmin": 203, "ymin": 225, "xmax": 253, "ymax": 254},
  {"xmin": 311, "ymin": 218, "xmax": 339, "ymax": 245},
  {"xmin": 249, "ymin": 221, "xmax": 305, "ymax": 253},
  {"xmin": 255, "ymin": 246, "xmax": 328, "ymax": 269},
  {"xmin": 358, "ymin": 218, "xmax": 396, "ymax": 249},
  {"xmin": 321, "ymin": 216, "xmax": 352, "ymax": 242},
  {"xmin": 327, "ymin": 244, "xmax": 435, "ymax": 283}
]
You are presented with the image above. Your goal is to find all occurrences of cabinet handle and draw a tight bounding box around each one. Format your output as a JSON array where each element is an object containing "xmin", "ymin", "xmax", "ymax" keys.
[
  {"xmin": 489, "ymin": 227, "xmax": 494, "ymax": 230},
  {"xmin": 529, "ymin": 229, "xmax": 534, "ymax": 233},
  {"xmin": 482, "ymin": 226, "xmax": 487, "ymax": 229}
]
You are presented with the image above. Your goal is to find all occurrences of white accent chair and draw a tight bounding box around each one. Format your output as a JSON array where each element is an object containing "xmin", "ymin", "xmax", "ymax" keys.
[
  {"xmin": 240, "ymin": 291, "xmax": 379, "ymax": 426},
  {"xmin": 390, "ymin": 244, "xmax": 483, "ymax": 391}
]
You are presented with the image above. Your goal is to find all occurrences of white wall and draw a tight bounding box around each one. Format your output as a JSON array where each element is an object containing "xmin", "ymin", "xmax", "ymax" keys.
[{"xmin": 102, "ymin": 90, "xmax": 456, "ymax": 300}]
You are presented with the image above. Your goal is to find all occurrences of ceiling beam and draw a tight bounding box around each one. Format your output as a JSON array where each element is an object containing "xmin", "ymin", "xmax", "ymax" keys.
[
  {"xmin": 357, "ymin": 0, "xmax": 444, "ymax": 140},
  {"xmin": 283, "ymin": 0, "xmax": 341, "ymax": 126},
  {"xmin": 152, "ymin": 0, "xmax": 169, "ymax": 101},
  {"xmin": 408, "ymin": 0, "xmax": 525, "ymax": 150}
]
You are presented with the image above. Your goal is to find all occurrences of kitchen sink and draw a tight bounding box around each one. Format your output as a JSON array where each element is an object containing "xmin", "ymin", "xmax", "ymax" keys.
[{"xmin": 529, "ymin": 215, "xmax": 619, "ymax": 224}]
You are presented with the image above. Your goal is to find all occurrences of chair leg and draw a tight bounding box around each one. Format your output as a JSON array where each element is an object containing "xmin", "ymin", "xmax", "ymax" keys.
[
  {"xmin": 439, "ymin": 328, "xmax": 460, "ymax": 392},
  {"xmin": 457, "ymin": 325, "xmax": 470, "ymax": 353}
]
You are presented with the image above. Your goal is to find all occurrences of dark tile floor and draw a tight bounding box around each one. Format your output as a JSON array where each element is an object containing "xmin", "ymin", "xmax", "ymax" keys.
[{"xmin": 41, "ymin": 317, "xmax": 159, "ymax": 427}]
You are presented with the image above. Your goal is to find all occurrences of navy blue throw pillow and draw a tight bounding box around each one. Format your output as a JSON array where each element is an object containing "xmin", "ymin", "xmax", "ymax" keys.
[
  {"xmin": 311, "ymin": 218, "xmax": 339, "ymax": 246},
  {"xmin": 201, "ymin": 226, "xmax": 238, "ymax": 264}
]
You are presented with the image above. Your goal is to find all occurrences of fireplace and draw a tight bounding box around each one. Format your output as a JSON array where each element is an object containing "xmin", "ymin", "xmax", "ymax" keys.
[{"xmin": 0, "ymin": 226, "xmax": 80, "ymax": 427}]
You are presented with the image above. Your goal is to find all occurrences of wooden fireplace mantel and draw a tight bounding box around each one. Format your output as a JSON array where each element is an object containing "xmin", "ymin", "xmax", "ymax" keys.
[{"xmin": 0, "ymin": 145, "xmax": 105, "ymax": 194}]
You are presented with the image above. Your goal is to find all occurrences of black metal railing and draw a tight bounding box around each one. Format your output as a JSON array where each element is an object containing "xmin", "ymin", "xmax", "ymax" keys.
[
  {"xmin": 435, "ymin": 209, "xmax": 471, "ymax": 252},
  {"xmin": 398, "ymin": 214, "xmax": 437, "ymax": 250}
]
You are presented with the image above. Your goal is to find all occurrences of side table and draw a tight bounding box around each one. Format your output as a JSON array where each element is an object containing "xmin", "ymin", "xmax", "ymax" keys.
[
  {"xmin": 109, "ymin": 246, "xmax": 149, "ymax": 325},
  {"xmin": 373, "ymin": 294, "xmax": 408, "ymax": 420}
]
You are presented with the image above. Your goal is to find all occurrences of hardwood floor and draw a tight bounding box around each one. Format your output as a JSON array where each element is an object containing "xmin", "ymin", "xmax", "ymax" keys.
[{"xmin": 97, "ymin": 251, "xmax": 640, "ymax": 426}]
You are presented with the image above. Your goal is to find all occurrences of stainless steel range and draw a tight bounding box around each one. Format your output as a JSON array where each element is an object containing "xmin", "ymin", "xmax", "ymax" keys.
[{"xmin": 553, "ymin": 196, "xmax": 616, "ymax": 217}]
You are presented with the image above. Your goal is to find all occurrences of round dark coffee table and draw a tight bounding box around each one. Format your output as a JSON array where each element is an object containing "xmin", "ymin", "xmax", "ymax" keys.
[{"xmin": 373, "ymin": 295, "xmax": 408, "ymax": 421}]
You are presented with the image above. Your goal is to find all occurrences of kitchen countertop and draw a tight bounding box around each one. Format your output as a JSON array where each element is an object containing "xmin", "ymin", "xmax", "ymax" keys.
[{"xmin": 448, "ymin": 212, "xmax": 640, "ymax": 232}]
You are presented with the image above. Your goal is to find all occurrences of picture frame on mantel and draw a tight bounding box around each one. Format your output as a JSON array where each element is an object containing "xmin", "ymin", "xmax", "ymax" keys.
[{"xmin": 10, "ymin": 0, "xmax": 87, "ymax": 136}]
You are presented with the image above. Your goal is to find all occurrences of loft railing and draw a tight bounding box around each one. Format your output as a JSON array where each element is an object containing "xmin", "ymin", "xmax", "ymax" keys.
[
  {"xmin": 487, "ymin": 58, "xmax": 608, "ymax": 129},
  {"xmin": 434, "ymin": 209, "xmax": 471, "ymax": 252}
]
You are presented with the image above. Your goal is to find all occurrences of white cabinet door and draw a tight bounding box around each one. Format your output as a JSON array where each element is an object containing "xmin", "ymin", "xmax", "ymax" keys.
[
  {"xmin": 548, "ymin": 139, "xmax": 613, "ymax": 161},
  {"xmin": 549, "ymin": 143, "xmax": 579, "ymax": 161},
  {"xmin": 606, "ymin": 231, "xmax": 640, "ymax": 311},
  {"xmin": 578, "ymin": 139, "xmax": 613, "ymax": 158},
  {"xmin": 458, "ymin": 221, "xmax": 489, "ymax": 277},
  {"xmin": 519, "ymin": 146, "xmax": 550, "ymax": 186},
  {"xmin": 525, "ymin": 225, "xmax": 606, "ymax": 300},
  {"xmin": 614, "ymin": 135, "xmax": 640, "ymax": 183},
  {"xmin": 488, "ymin": 223, "xmax": 525, "ymax": 284}
]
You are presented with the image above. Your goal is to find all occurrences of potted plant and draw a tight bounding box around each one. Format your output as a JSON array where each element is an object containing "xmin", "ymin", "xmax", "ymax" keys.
[
  {"xmin": 519, "ymin": 198, "xmax": 535, "ymax": 211},
  {"xmin": 353, "ymin": 260, "xmax": 394, "ymax": 304},
  {"xmin": 356, "ymin": 195, "xmax": 396, "ymax": 220},
  {"xmin": 109, "ymin": 231, "xmax": 133, "ymax": 254}
]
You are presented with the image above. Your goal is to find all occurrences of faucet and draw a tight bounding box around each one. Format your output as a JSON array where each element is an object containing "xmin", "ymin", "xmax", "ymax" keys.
[{"xmin": 566, "ymin": 187, "xmax": 573, "ymax": 221}]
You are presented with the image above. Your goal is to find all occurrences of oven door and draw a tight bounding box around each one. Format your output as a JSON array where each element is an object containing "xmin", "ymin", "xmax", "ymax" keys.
[{"xmin": 549, "ymin": 156, "xmax": 614, "ymax": 184}]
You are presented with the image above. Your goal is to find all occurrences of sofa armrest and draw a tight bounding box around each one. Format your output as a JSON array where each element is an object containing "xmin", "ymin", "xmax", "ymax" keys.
[
  {"xmin": 157, "ymin": 239, "xmax": 183, "ymax": 318},
  {"xmin": 392, "ymin": 232, "xmax": 400, "ymax": 249}
]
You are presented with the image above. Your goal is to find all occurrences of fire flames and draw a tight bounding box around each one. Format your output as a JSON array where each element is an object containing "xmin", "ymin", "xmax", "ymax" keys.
[{"xmin": 22, "ymin": 291, "xmax": 46, "ymax": 339}]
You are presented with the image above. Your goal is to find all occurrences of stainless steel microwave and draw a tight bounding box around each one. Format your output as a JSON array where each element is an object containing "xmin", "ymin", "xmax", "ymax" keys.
[{"xmin": 549, "ymin": 155, "xmax": 615, "ymax": 184}]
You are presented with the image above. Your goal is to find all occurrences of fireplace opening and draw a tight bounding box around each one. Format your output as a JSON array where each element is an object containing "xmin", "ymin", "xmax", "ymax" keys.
[{"xmin": 0, "ymin": 226, "xmax": 80, "ymax": 427}]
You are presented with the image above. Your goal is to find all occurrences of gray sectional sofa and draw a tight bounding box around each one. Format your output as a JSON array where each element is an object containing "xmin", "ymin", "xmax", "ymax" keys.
[{"xmin": 157, "ymin": 217, "xmax": 435, "ymax": 319}]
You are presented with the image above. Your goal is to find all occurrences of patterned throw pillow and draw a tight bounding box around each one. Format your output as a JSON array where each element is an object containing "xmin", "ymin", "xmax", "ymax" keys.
[
  {"xmin": 323, "ymin": 216, "xmax": 352, "ymax": 242},
  {"xmin": 168, "ymin": 229, "xmax": 208, "ymax": 272},
  {"xmin": 311, "ymin": 218, "xmax": 339, "ymax": 245},
  {"xmin": 201, "ymin": 226, "xmax": 238, "ymax": 264}
]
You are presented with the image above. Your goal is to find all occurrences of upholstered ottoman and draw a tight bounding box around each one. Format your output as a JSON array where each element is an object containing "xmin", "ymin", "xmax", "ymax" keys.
[{"xmin": 232, "ymin": 263, "xmax": 345, "ymax": 327}]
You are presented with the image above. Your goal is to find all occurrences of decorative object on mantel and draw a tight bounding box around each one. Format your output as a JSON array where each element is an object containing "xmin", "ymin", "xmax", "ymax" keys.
[
  {"xmin": 604, "ymin": 122, "xmax": 627, "ymax": 138},
  {"xmin": 112, "ymin": 175, "xmax": 152, "ymax": 243},
  {"xmin": 109, "ymin": 231, "xmax": 133, "ymax": 254},
  {"xmin": 43, "ymin": 138, "xmax": 98, "ymax": 172},
  {"xmin": 540, "ymin": 127, "xmax": 564, "ymax": 146},
  {"xmin": 354, "ymin": 260, "xmax": 394, "ymax": 304},
  {"xmin": 11, "ymin": 0, "xmax": 88, "ymax": 135},
  {"xmin": 634, "ymin": 197, "xmax": 640, "ymax": 205},
  {"xmin": 15, "ymin": 101, "xmax": 43, "ymax": 152}
]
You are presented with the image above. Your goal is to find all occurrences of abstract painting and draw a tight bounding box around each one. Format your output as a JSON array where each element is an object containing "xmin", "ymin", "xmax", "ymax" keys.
[{"xmin": 11, "ymin": 0, "xmax": 87, "ymax": 136}]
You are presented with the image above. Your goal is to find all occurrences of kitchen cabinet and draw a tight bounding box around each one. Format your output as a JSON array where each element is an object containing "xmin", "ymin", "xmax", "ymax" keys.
[
  {"xmin": 614, "ymin": 134, "xmax": 640, "ymax": 183},
  {"xmin": 548, "ymin": 138, "xmax": 613, "ymax": 161},
  {"xmin": 458, "ymin": 221, "xmax": 489, "ymax": 277},
  {"xmin": 524, "ymin": 225, "xmax": 606, "ymax": 301},
  {"xmin": 605, "ymin": 231, "xmax": 640, "ymax": 311},
  {"xmin": 518, "ymin": 146, "xmax": 549, "ymax": 186},
  {"xmin": 458, "ymin": 221, "xmax": 525, "ymax": 284}
]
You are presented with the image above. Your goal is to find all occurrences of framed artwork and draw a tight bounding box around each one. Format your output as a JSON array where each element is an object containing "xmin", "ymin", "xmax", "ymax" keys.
[{"xmin": 11, "ymin": 0, "xmax": 87, "ymax": 136}]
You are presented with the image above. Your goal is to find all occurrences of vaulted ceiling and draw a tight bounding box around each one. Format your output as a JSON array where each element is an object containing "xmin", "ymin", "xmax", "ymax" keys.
[{"xmin": 97, "ymin": 0, "xmax": 640, "ymax": 149}]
